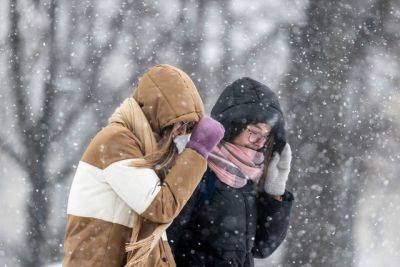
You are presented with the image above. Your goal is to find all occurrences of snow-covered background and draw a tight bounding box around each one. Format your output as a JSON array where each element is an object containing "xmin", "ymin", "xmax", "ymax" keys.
[{"xmin": 1, "ymin": 0, "xmax": 399, "ymax": 266}]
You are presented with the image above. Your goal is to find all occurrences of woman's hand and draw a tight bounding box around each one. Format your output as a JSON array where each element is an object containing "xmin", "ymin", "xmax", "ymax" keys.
[
  {"xmin": 264, "ymin": 143, "xmax": 292, "ymax": 196},
  {"xmin": 186, "ymin": 116, "xmax": 225, "ymax": 158}
]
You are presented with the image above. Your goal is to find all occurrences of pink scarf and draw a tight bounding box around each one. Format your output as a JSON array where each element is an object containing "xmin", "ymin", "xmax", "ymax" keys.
[{"xmin": 207, "ymin": 141, "xmax": 265, "ymax": 188}]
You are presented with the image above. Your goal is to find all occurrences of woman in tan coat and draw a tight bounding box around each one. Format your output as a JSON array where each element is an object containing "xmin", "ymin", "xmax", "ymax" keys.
[{"xmin": 63, "ymin": 64, "xmax": 224, "ymax": 267}]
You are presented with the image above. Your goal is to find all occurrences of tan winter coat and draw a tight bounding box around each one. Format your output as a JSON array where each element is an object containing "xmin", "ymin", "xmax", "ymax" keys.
[{"xmin": 63, "ymin": 65, "xmax": 206, "ymax": 266}]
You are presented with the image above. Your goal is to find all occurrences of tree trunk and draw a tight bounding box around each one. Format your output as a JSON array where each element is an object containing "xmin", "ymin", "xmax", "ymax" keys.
[
  {"xmin": 281, "ymin": 0, "xmax": 360, "ymax": 265},
  {"xmin": 23, "ymin": 155, "xmax": 50, "ymax": 267}
]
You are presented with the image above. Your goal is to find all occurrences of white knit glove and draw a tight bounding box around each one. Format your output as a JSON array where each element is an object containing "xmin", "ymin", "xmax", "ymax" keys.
[{"xmin": 264, "ymin": 143, "xmax": 292, "ymax": 196}]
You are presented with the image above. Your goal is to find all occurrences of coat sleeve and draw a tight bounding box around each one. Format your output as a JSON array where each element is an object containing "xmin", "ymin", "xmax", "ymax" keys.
[
  {"xmin": 252, "ymin": 190, "xmax": 294, "ymax": 258},
  {"xmin": 103, "ymin": 148, "xmax": 207, "ymax": 223},
  {"xmin": 98, "ymin": 127, "xmax": 207, "ymax": 223},
  {"xmin": 140, "ymin": 148, "xmax": 207, "ymax": 223}
]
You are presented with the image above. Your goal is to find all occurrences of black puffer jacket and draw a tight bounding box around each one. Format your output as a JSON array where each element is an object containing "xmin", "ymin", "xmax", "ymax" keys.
[
  {"xmin": 167, "ymin": 78, "xmax": 294, "ymax": 266},
  {"xmin": 167, "ymin": 169, "xmax": 293, "ymax": 266}
]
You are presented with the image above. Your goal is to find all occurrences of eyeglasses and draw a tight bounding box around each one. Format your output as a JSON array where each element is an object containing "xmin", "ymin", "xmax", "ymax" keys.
[{"xmin": 246, "ymin": 126, "xmax": 269, "ymax": 144}]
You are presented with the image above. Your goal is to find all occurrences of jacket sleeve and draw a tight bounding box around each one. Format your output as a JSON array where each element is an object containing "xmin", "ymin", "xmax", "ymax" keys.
[
  {"xmin": 139, "ymin": 148, "xmax": 207, "ymax": 223},
  {"xmin": 103, "ymin": 148, "xmax": 207, "ymax": 224},
  {"xmin": 252, "ymin": 190, "xmax": 294, "ymax": 258}
]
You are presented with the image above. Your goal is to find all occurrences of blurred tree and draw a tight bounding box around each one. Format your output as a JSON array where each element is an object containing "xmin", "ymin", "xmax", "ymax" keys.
[
  {"xmin": 3, "ymin": 0, "xmax": 158, "ymax": 265},
  {"xmin": 281, "ymin": 0, "xmax": 397, "ymax": 266}
]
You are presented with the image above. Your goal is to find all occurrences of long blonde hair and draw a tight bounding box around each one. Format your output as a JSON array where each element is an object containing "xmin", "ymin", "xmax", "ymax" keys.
[{"xmin": 130, "ymin": 126, "xmax": 178, "ymax": 179}]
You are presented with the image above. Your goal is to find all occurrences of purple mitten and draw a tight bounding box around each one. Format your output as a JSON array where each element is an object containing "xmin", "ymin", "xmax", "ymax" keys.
[{"xmin": 186, "ymin": 116, "xmax": 225, "ymax": 158}]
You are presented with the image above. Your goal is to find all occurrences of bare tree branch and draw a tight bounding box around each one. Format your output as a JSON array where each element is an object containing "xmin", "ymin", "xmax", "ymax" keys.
[
  {"xmin": 9, "ymin": 0, "xmax": 29, "ymax": 134},
  {"xmin": 64, "ymin": 0, "xmax": 79, "ymax": 68},
  {"xmin": 335, "ymin": 0, "xmax": 395, "ymax": 98},
  {"xmin": 238, "ymin": 26, "xmax": 282, "ymax": 63},
  {"xmin": 0, "ymin": 136, "xmax": 26, "ymax": 168},
  {"xmin": 38, "ymin": 0, "xmax": 58, "ymax": 140},
  {"xmin": 49, "ymin": 101, "xmax": 93, "ymax": 142},
  {"xmin": 50, "ymin": 0, "xmax": 129, "ymax": 142},
  {"xmin": 56, "ymin": 132, "xmax": 95, "ymax": 183},
  {"xmin": 76, "ymin": 0, "xmax": 130, "ymax": 110},
  {"xmin": 133, "ymin": 1, "xmax": 187, "ymax": 68},
  {"xmin": 216, "ymin": 1, "xmax": 235, "ymax": 84}
]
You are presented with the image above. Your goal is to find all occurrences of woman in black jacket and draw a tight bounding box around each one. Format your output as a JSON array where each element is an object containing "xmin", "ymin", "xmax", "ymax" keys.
[{"xmin": 167, "ymin": 77, "xmax": 294, "ymax": 267}]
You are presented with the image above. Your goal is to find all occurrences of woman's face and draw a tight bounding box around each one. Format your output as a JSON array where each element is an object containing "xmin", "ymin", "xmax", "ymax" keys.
[{"xmin": 232, "ymin": 122, "xmax": 271, "ymax": 150}]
